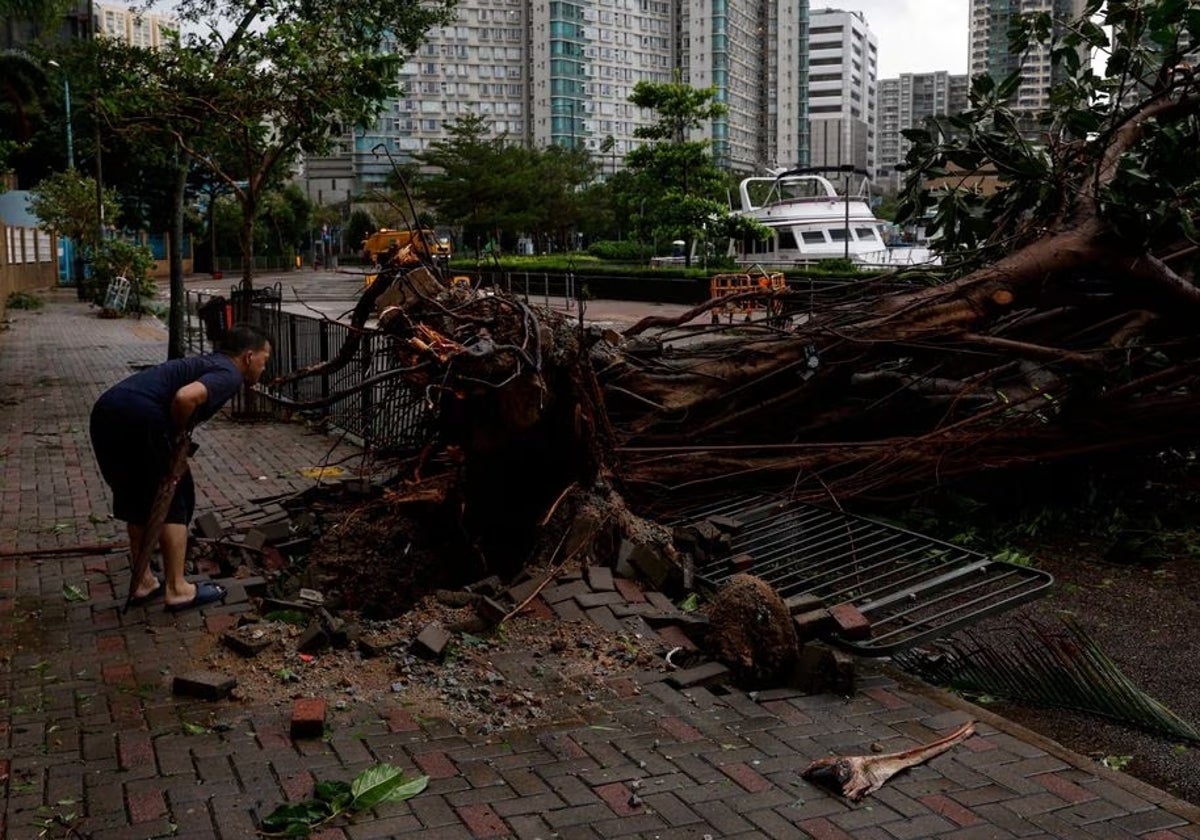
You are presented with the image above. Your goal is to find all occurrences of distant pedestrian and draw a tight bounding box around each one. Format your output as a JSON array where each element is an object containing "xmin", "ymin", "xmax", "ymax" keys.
[{"xmin": 89, "ymin": 324, "xmax": 272, "ymax": 612}]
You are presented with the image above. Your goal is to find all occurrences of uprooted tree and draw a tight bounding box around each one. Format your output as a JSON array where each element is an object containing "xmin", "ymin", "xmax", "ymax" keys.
[{"xmin": 277, "ymin": 0, "xmax": 1200, "ymax": 583}]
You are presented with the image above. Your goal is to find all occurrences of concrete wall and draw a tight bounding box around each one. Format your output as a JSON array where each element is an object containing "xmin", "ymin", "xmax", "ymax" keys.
[{"xmin": 0, "ymin": 222, "xmax": 59, "ymax": 321}]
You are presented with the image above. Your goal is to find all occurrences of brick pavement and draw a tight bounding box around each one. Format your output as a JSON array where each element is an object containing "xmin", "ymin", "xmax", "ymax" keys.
[{"xmin": 3, "ymin": 289, "xmax": 1200, "ymax": 839}]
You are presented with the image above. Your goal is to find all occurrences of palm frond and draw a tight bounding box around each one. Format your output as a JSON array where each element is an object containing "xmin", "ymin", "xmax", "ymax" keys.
[{"xmin": 894, "ymin": 615, "xmax": 1200, "ymax": 744}]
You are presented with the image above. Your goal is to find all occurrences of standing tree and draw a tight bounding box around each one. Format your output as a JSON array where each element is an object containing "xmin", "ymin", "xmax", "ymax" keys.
[
  {"xmin": 625, "ymin": 79, "xmax": 741, "ymax": 266},
  {"xmin": 88, "ymin": 0, "xmax": 456, "ymax": 356},
  {"xmin": 27, "ymin": 168, "xmax": 120, "ymax": 299}
]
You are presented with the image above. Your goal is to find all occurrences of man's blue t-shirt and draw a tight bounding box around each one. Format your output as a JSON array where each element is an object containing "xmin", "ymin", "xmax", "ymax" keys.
[{"xmin": 95, "ymin": 354, "xmax": 243, "ymax": 432}]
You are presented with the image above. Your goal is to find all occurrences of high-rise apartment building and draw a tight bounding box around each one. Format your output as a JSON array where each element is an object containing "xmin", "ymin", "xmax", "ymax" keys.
[
  {"xmin": 968, "ymin": 0, "xmax": 1087, "ymax": 113},
  {"xmin": 876, "ymin": 72, "xmax": 969, "ymax": 192},
  {"xmin": 805, "ymin": 8, "xmax": 877, "ymax": 177},
  {"xmin": 308, "ymin": 0, "xmax": 812, "ymax": 199},
  {"xmin": 679, "ymin": 0, "xmax": 807, "ymax": 174},
  {"xmin": 3, "ymin": 0, "xmax": 174, "ymax": 49}
]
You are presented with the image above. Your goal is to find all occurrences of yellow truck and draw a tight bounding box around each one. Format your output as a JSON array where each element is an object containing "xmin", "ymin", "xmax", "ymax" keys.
[{"xmin": 361, "ymin": 228, "xmax": 451, "ymax": 267}]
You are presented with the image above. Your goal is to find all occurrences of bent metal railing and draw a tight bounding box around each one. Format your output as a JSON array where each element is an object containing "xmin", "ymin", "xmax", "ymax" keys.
[
  {"xmin": 185, "ymin": 287, "xmax": 432, "ymax": 452},
  {"xmin": 671, "ymin": 492, "xmax": 1053, "ymax": 657}
]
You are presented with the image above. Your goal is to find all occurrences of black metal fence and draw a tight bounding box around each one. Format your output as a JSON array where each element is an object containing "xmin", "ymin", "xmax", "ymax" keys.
[{"xmin": 185, "ymin": 285, "xmax": 433, "ymax": 452}]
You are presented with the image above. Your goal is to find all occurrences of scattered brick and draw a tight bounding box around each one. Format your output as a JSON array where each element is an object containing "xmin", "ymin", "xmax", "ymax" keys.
[
  {"xmin": 295, "ymin": 621, "xmax": 330, "ymax": 654},
  {"xmin": 290, "ymin": 698, "xmax": 327, "ymax": 739},
  {"xmin": 474, "ymin": 596, "xmax": 509, "ymax": 626},
  {"xmin": 412, "ymin": 623, "xmax": 453, "ymax": 660},
  {"xmin": 828, "ymin": 602, "xmax": 871, "ymax": 639},
  {"xmin": 506, "ymin": 575, "xmax": 548, "ymax": 605},
  {"xmin": 793, "ymin": 608, "xmax": 834, "ymax": 641},
  {"xmin": 519, "ymin": 596, "xmax": 554, "ymax": 620},
  {"xmin": 242, "ymin": 529, "xmax": 266, "ymax": 551},
  {"xmin": 172, "ymin": 671, "xmax": 237, "ymax": 701},
  {"xmin": 655, "ymin": 624, "xmax": 699, "ymax": 652},
  {"xmin": 257, "ymin": 520, "xmax": 293, "ymax": 542},
  {"xmin": 728, "ymin": 553, "xmax": 755, "ymax": 572},
  {"xmin": 193, "ymin": 512, "xmax": 224, "ymax": 539},
  {"xmin": 585, "ymin": 565, "xmax": 614, "ymax": 591},
  {"xmin": 221, "ymin": 628, "xmax": 275, "ymax": 657},
  {"xmin": 785, "ymin": 592, "xmax": 825, "ymax": 614},
  {"xmin": 666, "ymin": 661, "xmax": 729, "ymax": 689}
]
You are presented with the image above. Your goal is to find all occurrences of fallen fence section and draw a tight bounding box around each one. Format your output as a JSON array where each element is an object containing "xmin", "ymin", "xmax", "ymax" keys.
[{"xmin": 673, "ymin": 493, "xmax": 1053, "ymax": 656}]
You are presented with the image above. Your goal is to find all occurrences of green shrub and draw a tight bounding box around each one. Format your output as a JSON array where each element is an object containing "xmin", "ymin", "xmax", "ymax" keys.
[
  {"xmin": 6, "ymin": 291, "xmax": 44, "ymax": 310},
  {"xmin": 586, "ymin": 239, "xmax": 649, "ymax": 261},
  {"xmin": 90, "ymin": 239, "xmax": 157, "ymax": 312}
]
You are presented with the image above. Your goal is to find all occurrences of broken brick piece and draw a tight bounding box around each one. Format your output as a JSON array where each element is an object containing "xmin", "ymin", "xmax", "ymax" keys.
[
  {"xmin": 291, "ymin": 698, "xmax": 326, "ymax": 739},
  {"xmin": 412, "ymin": 623, "xmax": 453, "ymax": 661},
  {"xmin": 194, "ymin": 512, "xmax": 224, "ymax": 540},
  {"xmin": 793, "ymin": 608, "xmax": 834, "ymax": 642},
  {"xmin": 256, "ymin": 520, "xmax": 293, "ymax": 543},
  {"xmin": 828, "ymin": 603, "xmax": 871, "ymax": 640},
  {"xmin": 656, "ymin": 624, "xmax": 699, "ymax": 652},
  {"xmin": 667, "ymin": 661, "xmax": 730, "ymax": 689},
  {"xmin": 172, "ymin": 671, "xmax": 237, "ymax": 701},
  {"xmin": 220, "ymin": 629, "xmax": 275, "ymax": 657},
  {"xmin": 728, "ymin": 553, "xmax": 755, "ymax": 573},
  {"xmin": 296, "ymin": 622, "xmax": 330, "ymax": 654},
  {"xmin": 506, "ymin": 575, "xmax": 548, "ymax": 606},
  {"xmin": 586, "ymin": 565, "xmax": 615, "ymax": 592},
  {"xmin": 242, "ymin": 529, "xmax": 266, "ymax": 552},
  {"xmin": 785, "ymin": 593, "xmax": 825, "ymax": 615},
  {"xmin": 473, "ymin": 596, "xmax": 509, "ymax": 627}
]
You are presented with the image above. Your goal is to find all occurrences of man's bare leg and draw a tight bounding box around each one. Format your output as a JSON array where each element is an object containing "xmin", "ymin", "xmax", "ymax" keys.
[
  {"xmin": 125, "ymin": 523, "xmax": 163, "ymax": 599},
  {"xmin": 159, "ymin": 522, "xmax": 197, "ymax": 607}
]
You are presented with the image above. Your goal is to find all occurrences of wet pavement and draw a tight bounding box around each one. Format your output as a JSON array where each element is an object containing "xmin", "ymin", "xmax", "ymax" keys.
[{"xmin": 2, "ymin": 286, "xmax": 1199, "ymax": 839}]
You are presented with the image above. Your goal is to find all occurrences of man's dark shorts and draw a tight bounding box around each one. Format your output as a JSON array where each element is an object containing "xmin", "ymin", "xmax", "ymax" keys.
[{"xmin": 89, "ymin": 403, "xmax": 195, "ymax": 526}]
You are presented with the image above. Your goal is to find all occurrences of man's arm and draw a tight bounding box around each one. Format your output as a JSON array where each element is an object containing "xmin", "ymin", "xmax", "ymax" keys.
[{"xmin": 170, "ymin": 381, "xmax": 209, "ymax": 436}]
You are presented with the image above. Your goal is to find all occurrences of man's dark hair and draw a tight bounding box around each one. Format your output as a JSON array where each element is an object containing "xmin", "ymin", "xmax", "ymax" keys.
[{"xmin": 218, "ymin": 323, "xmax": 270, "ymax": 355}]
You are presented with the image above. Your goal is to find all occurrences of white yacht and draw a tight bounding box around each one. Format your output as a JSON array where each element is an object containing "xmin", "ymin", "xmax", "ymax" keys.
[{"xmin": 730, "ymin": 169, "xmax": 937, "ymax": 269}]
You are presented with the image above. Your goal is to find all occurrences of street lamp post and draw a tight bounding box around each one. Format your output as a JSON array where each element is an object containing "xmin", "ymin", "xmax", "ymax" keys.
[{"xmin": 47, "ymin": 60, "xmax": 74, "ymax": 169}]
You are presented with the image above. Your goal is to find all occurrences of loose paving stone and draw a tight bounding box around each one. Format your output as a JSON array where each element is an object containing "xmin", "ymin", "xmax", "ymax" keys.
[{"xmin": 172, "ymin": 670, "xmax": 237, "ymax": 701}]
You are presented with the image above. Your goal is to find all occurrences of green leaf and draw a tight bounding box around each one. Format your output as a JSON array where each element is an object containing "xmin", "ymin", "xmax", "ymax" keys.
[
  {"xmin": 62, "ymin": 583, "xmax": 88, "ymax": 603},
  {"xmin": 181, "ymin": 721, "xmax": 210, "ymax": 735},
  {"xmin": 259, "ymin": 800, "xmax": 330, "ymax": 833},
  {"xmin": 350, "ymin": 765, "xmax": 429, "ymax": 810},
  {"xmin": 313, "ymin": 779, "xmax": 352, "ymax": 807}
]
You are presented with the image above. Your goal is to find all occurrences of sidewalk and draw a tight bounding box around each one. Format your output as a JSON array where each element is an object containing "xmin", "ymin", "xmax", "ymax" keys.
[{"xmin": 2, "ymin": 289, "xmax": 1199, "ymax": 839}]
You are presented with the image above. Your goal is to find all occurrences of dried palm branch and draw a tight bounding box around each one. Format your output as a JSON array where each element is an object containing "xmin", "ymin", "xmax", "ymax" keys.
[{"xmin": 894, "ymin": 616, "xmax": 1200, "ymax": 743}]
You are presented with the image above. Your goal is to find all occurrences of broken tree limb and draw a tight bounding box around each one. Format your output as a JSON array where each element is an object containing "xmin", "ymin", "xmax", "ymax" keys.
[{"xmin": 802, "ymin": 721, "xmax": 976, "ymax": 801}]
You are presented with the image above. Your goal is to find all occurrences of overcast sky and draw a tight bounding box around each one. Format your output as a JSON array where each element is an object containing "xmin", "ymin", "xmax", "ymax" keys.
[{"xmin": 845, "ymin": 0, "xmax": 969, "ymax": 79}]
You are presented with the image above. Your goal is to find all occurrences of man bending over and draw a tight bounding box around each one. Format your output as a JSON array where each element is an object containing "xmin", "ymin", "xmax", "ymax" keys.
[{"xmin": 90, "ymin": 323, "xmax": 271, "ymax": 611}]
